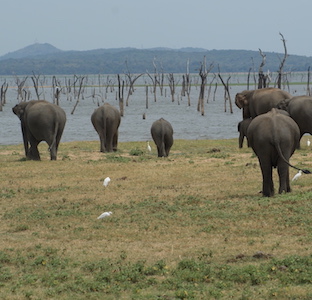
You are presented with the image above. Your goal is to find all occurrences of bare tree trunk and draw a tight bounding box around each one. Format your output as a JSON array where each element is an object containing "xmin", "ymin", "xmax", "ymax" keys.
[
  {"xmin": 31, "ymin": 72, "xmax": 42, "ymax": 100},
  {"xmin": 0, "ymin": 81, "xmax": 8, "ymax": 111},
  {"xmin": 118, "ymin": 74, "xmax": 125, "ymax": 117},
  {"xmin": 71, "ymin": 76, "xmax": 85, "ymax": 114},
  {"xmin": 145, "ymin": 85, "xmax": 149, "ymax": 109},
  {"xmin": 15, "ymin": 76, "xmax": 28, "ymax": 102},
  {"xmin": 218, "ymin": 68, "xmax": 233, "ymax": 113},
  {"xmin": 258, "ymin": 49, "xmax": 266, "ymax": 89},
  {"xmin": 277, "ymin": 32, "xmax": 288, "ymax": 89},
  {"xmin": 167, "ymin": 73, "xmax": 175, "ymax": 102},
  {"xmin": 307, "ymin": 66, "xmax": 311, "ymax": 96},
  {"xmin": 198, "ymin": 56, "xmax": 213, "ymax": 116}
]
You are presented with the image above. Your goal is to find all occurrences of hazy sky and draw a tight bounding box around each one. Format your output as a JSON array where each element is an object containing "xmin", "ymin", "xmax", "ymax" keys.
[{"xmin": 2, "ymin": 0, "xmax": 312, "ymax": 57}]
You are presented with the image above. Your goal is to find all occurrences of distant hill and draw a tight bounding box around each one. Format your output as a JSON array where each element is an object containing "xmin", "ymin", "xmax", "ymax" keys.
[
  {"xmin": 0, "ymin": 43, "xmax": 62, "ymax": 60},
  {"xmin": 0, "ymin": 43, "xmax": 312, "ymax": 75}
]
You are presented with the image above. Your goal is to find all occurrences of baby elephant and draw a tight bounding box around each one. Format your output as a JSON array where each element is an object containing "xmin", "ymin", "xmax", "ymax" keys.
[
  {"xmin": 151, "ymin": 118, "xmax": 173, "ymax": 157},
  {"xmin": 237, "ymin": 118, "xmax": 252, "ymax": 148},
  {"xmin": 247, "ymin": 108, "xmax": 310, "ymax": 197},
  {"xmin": 91, "ymin": 103, "xmax": 121, "ymax": 152}
]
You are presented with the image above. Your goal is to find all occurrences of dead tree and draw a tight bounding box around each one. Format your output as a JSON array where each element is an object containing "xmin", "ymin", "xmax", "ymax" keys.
[
  {"xmin": 182, "ymin": 59, "xmax": 192, "ymax": 106},
  {"xmin": 124, "ymin": 60, "xmax": 144, "ymax": 106},
  {"xmin": 31, "ymin": 72, "xmax": 43, "ymax": 100},
  {"xmin": 15, "ymin": 76, "xmax": 28, "ymax": 102},
  {"xmin": 277, "ymin": 32, "xmax": 288, "ymax": 89},
  {"xmin": 198, "ymin": 56, "xmax": 213, "ymax": 116},
  {"xmin": 167, "ymin": 73, "xmax": 175, "ymax": 102},
  {"xmin": 117, "ymin": 74, "xmax": 125, "ymax": 117},
  {"xmin": 218, "ymin": 67, "xmax": 233, "ymax": 113},
  {"xmin": 207, "ymin": 74, "xmax": 216, "ymax": 102},
  {"xmin": 0, "ymin": 81, "xmax": 8, "ymax": 111},
  {"xmin": 307, "ymin": 66, "xmax": 311, "ymax": 96},
  {"xmin": 258, "ymin": 49, "xmax": 267, "ymax": 89},
  {"xmin": 146, "ymin": 57, "xmax": 160, "ymax": 102},
  {"xmin": 71, "ymin": 76, "xmax": 85, "ymax": 114},
  {"xmin": 52, "ymin": 76, "xmax": 63, "ymax": 105}
]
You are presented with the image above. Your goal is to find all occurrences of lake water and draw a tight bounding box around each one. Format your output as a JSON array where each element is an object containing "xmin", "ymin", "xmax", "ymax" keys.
[{"xmin": 0, "ymin": 74, "xmax": 309, "ymax": 146}]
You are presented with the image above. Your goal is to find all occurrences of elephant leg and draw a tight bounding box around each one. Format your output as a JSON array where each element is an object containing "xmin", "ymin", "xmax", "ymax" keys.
[
  {"xmin": 28, "ymin": 140, "xmax": 41, "ymax": 160},
  {"xmin": 49, "ymin": 143, "xmax": 57, "ymax": 160},
  {"xmin": 112, "ymin": 132, "xmax": 118, "ymax": 152},
  {"xmin": 106, "ymin": 131, "xmax": 114, "ymax": 152},
  {"xmin": 99, "ymin": 133, "xmax": 106, "ymax": 152},
  {"xmin": 277, "ymin": 161, "xmax": 291, "ymax": 194},
  {"xmin": 259, "ymin": 160, "xmax": 274, "ymax": 197},
  {"xmin": 238, "ymin": 133, "xmax": 244, "ymax": 148}
]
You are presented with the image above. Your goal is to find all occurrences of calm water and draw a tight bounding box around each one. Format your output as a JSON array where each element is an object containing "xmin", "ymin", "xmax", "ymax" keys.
[{"xmin": 0, "ymin": 74, "xmax": 308, "ymax": 146}]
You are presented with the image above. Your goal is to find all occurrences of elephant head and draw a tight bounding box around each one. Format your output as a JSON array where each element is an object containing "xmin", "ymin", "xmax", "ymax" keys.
[
  {"xmin": 235, "ymin": 88, "xmax": 292, "ymax": 119},
  {"xmin": 235, "ymin": 90, "xmax": 253, "ymax": 109},
  {"xmin": 12, "ymin": 102, "xmax": 29, "ymax": 119}
]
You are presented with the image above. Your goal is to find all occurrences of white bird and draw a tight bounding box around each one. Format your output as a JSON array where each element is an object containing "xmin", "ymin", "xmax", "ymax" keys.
[
  {"xmin": 147, "ymin": 141, "xmax": 152, "ymax": 152},
  {"xmin": 97, "ymin": 211, "xmax": 112, "ymax": 219},
  {"xmin": 292, "ymin": 170, "xmax": 302, "ymax": 181},
  {"xmin": 307, "ymin": 139, "xmax": 311, "ymax": 147},
  {"xmin": 103, "ymin": 177, "xmax": 111, "ymax": 187}
]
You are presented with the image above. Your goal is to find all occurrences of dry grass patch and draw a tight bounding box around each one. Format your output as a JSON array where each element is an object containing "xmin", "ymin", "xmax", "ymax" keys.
[{"xmin": 1, "ymin": 138, "xmax": 312, "ymax": 299}]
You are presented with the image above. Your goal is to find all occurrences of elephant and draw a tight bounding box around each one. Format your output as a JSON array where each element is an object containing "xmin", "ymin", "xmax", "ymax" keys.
[
  {"xmin": 276, "ymin": 95, "xmax": 312, "ymax": 141},
  {"xmin": 12, "ymin": 100, "xmax": 66, "ymax": 160},
  {"xmin": 247, "ymin": 108, "xmax": 310, "ymax": 197},
  {"xmin": 237, "ymin": 118, "xmax": 252, "ymax": 148},
  {"xmin": 151, "ymin": 118, "xmax": 174, "ymax": 157},
  {"xmin": 235, "ymin": 87, "xmax": 292, "ymax": 119},
  {"xmin": 91, "ymin": 103, "xmax": 121, "ymax": 152}
]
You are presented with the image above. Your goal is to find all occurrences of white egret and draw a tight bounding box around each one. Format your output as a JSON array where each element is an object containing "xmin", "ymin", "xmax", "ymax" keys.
[
  {"xmin": 292, "ymin": 170, "xmax": 302, "ymax": 181},
  {"xmin": 307, "ymin": 139, "xmax": 311, "ymax": 147},
  {"xmin": 103, "ymin": 177, "xmax": 111, "ymax": 187},
  {"xmin": 97, "ymin": 211, "xmax": 112, "ymax": 219},
  {"xmin": 147, "ymin": 141, "xmax": 152, "ymax": 152}
]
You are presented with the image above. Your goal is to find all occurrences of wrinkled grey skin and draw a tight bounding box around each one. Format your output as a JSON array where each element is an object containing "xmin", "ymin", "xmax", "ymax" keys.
[
  {"xmin": 12, "ymin": 100, "xmax": 66, "ymax": 160},
  {"xmin": 277, "ymin": 95, "xmax": 312, "ymax": 141},
  {"xmin": 238, "ymin": 118, "xmax": 252, "ymax": 148},
  {"xmin": 91, "ymin": 103, "xmax": 121, "ymax": 152},
  {"xmin": 235, "ymin": 88, "xmax": 292, "ymax": 119},
  {"xmin": 151, "ymin": 118, "xmax": 174, "ymax": 157},
  {"xmin": 247, "ymin": 108, "xmax": 301, "ymax": 197}
]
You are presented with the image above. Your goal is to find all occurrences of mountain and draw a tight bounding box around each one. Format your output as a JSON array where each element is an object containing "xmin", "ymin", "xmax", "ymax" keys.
[
  {"xmin": 0, "ymin": 43, "xmax": 62, "ymax": 60},
  {"xmin": 0, "ymin": 43, "xmax": 312, "ymax": 75}
]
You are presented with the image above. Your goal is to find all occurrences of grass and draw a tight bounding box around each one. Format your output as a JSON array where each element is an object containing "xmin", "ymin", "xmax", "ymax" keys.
[{"xmin": 1, "ymin": 137, "xmax": 312, "ymax": 299}]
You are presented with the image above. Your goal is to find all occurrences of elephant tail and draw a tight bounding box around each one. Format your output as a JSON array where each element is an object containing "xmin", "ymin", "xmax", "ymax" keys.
[
  {"xmin": 48, "ymin": 120, "xmax": 60, "ymax": 152},
  {"xmin": 275, "ymin": 141, "xmax": 311, "ymax": 174}
]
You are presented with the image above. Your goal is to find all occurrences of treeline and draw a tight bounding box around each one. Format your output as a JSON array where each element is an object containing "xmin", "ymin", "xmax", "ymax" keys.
[{"xmin": 0, "ymin": 47, "xmax": 312, "ymax": 75}]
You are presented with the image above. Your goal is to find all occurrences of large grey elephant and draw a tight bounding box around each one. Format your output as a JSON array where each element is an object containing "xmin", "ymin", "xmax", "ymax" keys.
[
  {"xmin": 235, "ymin": 88, "xmax": 292, "ymax": 119},
  {"xmin": 151, "ymin": 118, "xmax": 173, "ymax": 157},
  {"xmin": 238, "ymin": 118, "xmax": 252, "ymax": 148},
  {"xmin": 247, "ymin": 108, "xmax": 310, "ymax": 197},
  {"xmin": 277, "ymin": 95, "xmax": 312, "ymax": 140},
  {"xmin": 91, "ymin": 103, "xmax": 121, "ymax": 152},
  {"xmin": 12, "ymin": 100, "xmax": 66, "ymax": 160}
]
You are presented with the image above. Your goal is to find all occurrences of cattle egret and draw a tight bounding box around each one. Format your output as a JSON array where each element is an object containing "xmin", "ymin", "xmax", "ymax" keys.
[
  {"xmin": 147, "ymin": 141, "xmax": 152, "ymax": 152},
  {"xmin": 292, "ymin": 170, "xmax": 302, "ymax": 181},
  {"xmin": 103, "ymin": 177, "xmax": 111, "ymax": 187},
  {"xmin": 97, "ymin": 211, "xmax": 112, "ymax": 219},
  {"xmin": 307, "ymin": 139, "xmax": 311, "ymax": 147}
]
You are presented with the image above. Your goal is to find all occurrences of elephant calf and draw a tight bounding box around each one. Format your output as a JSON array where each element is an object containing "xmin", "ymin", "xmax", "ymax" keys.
[
  {"xmin": 237, "ymin": 118, "xmax": 252, "ymax": 148},
  {"xmin": 247, "ymin": 108, "xmax": 310, "ymax": 197},
  {"xmin": 91, "ymin": 103, "xmax": 121, "ymax": 152},
  {"xmin": 151, "ymin": 118, "xmax": 173, "ymax": 157},
  {"xmin": 12, "ymin": 100, "xmax": 66, "ymax": 160}
]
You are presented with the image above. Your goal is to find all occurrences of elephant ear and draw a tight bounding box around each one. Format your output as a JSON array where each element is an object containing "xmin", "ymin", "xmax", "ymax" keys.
[
  {"xmin": 235, "ymin": 93, "xmax": 247, "ymax": 109},
  {"xmin": 235, "ymin": 90, "xmax": 252, "ymax": 109}
]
